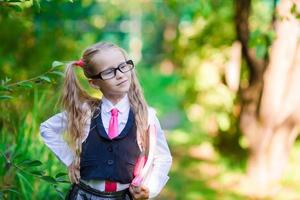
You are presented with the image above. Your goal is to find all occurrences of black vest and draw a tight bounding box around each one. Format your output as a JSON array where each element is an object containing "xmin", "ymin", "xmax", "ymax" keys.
[{"xmin": 80, "ymin": 105, "xmax": 141, "ymax": 184}]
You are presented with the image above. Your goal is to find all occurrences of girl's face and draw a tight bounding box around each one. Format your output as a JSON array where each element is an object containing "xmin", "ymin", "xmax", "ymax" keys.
[{"xmin": 88, "ymin": 48, "xmax": 132, "ymax": 99}]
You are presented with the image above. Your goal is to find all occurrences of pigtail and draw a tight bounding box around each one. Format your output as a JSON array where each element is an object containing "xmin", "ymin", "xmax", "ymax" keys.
[
  {"xmin": 128, "ymin": 72, "xmax": 149, "ymax": 155},
  {"xmin": 60, "ymin": 62, "xmax": 99, "ymax": 170}
]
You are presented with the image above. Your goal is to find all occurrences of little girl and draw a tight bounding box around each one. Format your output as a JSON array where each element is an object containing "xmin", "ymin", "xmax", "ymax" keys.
[{"xmin": 40, "ymin": 42, "xmax": 172, "ymax": 200}]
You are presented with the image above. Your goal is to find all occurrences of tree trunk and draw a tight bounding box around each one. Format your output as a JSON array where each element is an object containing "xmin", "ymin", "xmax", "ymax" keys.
[
  {"xmin": 236, "ymin": 0, "xmax": 300, "ymax": 194},
  {"xmin": 247, "ymin": 123, "xmax": 298, "ymax": 188}
]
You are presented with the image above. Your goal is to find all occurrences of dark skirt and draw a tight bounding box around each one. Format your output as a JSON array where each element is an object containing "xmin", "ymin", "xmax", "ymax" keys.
[{"xmin": 65, "ymin": 181, "xmax": 132, "ymax": 200}]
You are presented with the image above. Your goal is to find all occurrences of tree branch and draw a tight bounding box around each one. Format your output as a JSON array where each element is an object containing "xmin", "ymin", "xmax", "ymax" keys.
[{"xmin": 235, "ymin": 0, "xmax": 266, "ymax": 84}]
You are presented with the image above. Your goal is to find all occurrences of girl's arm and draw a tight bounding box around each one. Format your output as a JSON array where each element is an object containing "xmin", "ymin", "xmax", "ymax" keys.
[
  {"xmin": 39, "ymin": 111, "xmax": 74, "ymax": 167},
  {"xmin": 145, "ymin": 108, "xmax": 173, "ymax": 198}
]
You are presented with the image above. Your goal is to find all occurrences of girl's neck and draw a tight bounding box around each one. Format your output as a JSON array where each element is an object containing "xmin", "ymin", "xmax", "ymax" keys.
[{"xmin": 104, "ymin": 93, "xmax": 126, "ymax": 105}]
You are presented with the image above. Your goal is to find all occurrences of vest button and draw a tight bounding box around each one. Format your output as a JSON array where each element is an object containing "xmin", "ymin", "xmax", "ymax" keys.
[
  {"xmin": 107, "ymin": 146, "xmax": 113, "ymax": 152},
  {"xmin": 107, "ymin": 160, "xmax": 114, "ymax": 165}
]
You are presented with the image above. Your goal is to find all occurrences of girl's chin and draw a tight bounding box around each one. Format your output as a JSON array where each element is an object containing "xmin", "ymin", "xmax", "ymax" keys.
[
  {"xmin": 116, "ymin": 85, "xmax": 130, "ymax": 92},
  {"xmin": 113, "ymin": 89, "xmax": 130, "ymax": 96}
]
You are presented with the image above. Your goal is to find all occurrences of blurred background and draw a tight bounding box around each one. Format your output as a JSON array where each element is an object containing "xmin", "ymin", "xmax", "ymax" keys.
[{"xmin": 1, "ymin": 0, "xmax": 300, "ymax": 199}]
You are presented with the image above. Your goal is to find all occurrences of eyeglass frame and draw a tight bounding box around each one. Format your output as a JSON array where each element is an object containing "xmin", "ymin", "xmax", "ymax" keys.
[{"xmin": 89, "ymin": 60, "xmax": 134, "ymax": 80}]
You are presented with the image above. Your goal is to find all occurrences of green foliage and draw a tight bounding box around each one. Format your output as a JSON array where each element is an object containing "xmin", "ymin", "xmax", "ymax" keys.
[
  {"xmin": 290, "ymin": 2, "xmax": 300, "ymax": 19},
  {"xmin": 0, "ymin": 57, "xmax": 68, "ymax": 198},
  {"xmin": 0, "ymin": 61, "xmax": 64, "ymax": 101},
  {"xmin": 0, "ymin": 139, "xmax": 69, "ymax": 199}
]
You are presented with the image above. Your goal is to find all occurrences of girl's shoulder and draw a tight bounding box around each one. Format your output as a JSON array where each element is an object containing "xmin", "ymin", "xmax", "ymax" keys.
[
  {"xmin": 57, "ymin": 101, "xmax": 93, "ymax": 121},
  {"xmin": 147, "ymin": 106, "xmax": 157, "ymax": 115},
  {"xmin": 147, "ymin": 106, "xmax": 158, "ymax": 125}
]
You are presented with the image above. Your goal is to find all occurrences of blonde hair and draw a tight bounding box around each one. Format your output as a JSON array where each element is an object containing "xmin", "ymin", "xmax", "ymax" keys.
[{"xmin": 60, "ymin": 42, "xmax": 149, "ymax": 170}]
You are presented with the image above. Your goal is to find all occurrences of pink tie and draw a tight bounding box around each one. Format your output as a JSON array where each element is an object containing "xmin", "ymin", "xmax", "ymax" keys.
[
  {"xmin": 105, "ymin": 108, "xmax": 118, "ymax": 192},
  {"xmin": 108, "ymin": 108, "xmax": 119, "ymax": 140}
]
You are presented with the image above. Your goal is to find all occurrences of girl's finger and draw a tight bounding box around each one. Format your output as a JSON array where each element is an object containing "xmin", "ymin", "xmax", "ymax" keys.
[
  {"xmin": 132, "ymin": 185, "xmax": 141, "ymax": 193},
  {"xmin": 133, "ymin": 193, "xmax": 141, "ymax": 200},
  {"xmin": 141, "ymin": 186, "xmax": 148, "ymax": 192},
  {"xmin": 129, "ymin": 186, "xmax": 140, "ymax": 199},
  {"xmin": 129, "ymin": 186, "xmax": 134, "ymax": 195}
]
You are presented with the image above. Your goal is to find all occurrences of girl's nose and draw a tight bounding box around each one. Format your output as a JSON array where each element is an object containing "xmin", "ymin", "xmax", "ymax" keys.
[{"xmin": 115, "ymin": 69, "xmax": 124, "ymax": 79}]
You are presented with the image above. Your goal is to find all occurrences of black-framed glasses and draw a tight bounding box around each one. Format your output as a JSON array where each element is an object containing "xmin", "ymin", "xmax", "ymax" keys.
[{"xmin": 89, "ymin": 60, "xmax": 134, "ymax": 80}]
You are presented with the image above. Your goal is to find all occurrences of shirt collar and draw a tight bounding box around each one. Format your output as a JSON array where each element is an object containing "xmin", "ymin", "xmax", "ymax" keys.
[{"xmin": 102, "ymin": 94, "xmax": 130, "ymax": 114}]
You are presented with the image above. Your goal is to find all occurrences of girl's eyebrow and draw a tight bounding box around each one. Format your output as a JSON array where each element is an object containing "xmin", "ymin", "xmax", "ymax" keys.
[
  {"xmin": 104, "ymin": 61, "xmax": 126, "ymax": 70},
  {"xmin": 97, "ymin": 61, "xmax": 124, "ymax": 74}
]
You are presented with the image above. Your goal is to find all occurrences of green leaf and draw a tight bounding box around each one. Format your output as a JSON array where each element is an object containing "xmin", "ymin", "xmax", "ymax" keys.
[
  {"xmin": 52, "ymin": 61, "xmax": 64, "ymax": 69},
  {"xmin": 256, "ymin": 44, "xmax": 267, "ymax": 59},
  {"xmin": 0, "ymin": 85, "xmax": 12, "ymax": 91},
  {"xmin": 291, "ymin": 3, "xmax": 297, "ymax": 14},
  {"xmin": 29, "ymin": 170, "xmax": 45, "ymax": 176},
  {"xmin": 16, "ymin": 172, "xmax": 32, "ymax": 200},
  {"xmin": 1, "ymin": 188, "xmax": 20, "ymax": 195},
  {"xmin": 41, "ymin": 175, "xmax": 57, "ymax": 184},
  {"xmin": 5, "ymin": 77, "xmax": 12, "ymax": 83},
  {"xmin": 266, "ymin": 31, "xmax": 276, "ymax": 43},
  {"xmin": 55, "ymin": 179, "xmax": 69, "ymax": 183},
  {"xmin": 17, "ymin": 82, "xmax": 33, "ymax": 89},
  {"xmin": 0, "ymin": 95, "xmax": 13, "ymax": 100},
  {"xmin": 55, "ymin": 173, "xmax": 69, "ymax": 183},
  {"xmin": 11, "ymin": 151, "xmax": 22, "ymax": 161},
  {"xmin": 33, "ymin": 0, "xmax": 40, "ymax": 12},
  {"xmin": 54, "ymin": 186, "xmax": 65, "ymax": 199},
  {"xmin": 7, "ymin": 0, "xmax": 23, "ymax": 2},
  {"xmin": 1, "ymin": 77, "xmax": 12, "ymax": 85},
  {"xmin": 39, "ymin": 76, "xmax": 51, "ymax": 83},
  {"xmin": 9, "ymin": 4, "xmax": 23, "ymax": 12},
  {"xmin": 17, "ymin": 159, "xmax": 43, "ymax": 168},
  {"xmin": 50, "ymin": 71, "xmax": 65, "ymax": 77},
  {"xmin": 55, "ymin": 172, "xmax": 68, "ymax": 178}
]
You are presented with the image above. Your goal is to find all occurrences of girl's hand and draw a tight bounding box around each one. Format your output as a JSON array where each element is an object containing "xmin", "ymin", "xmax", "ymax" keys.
[
  {"xmin": 68, "ymin": 162, "xmax": 80, "ymax": 184},
  {"xmin": 129, "ymin": 185, "xmax": 149, "ymax": 200}
]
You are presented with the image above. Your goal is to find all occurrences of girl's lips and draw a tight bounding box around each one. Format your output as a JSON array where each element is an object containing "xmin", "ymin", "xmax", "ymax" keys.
[{"xmin": 117, "ymin": 80, "xmax": 128, "ymax": 86}]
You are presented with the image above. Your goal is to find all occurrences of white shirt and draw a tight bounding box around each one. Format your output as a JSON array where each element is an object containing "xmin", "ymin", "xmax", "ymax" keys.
[{"xmin": 39, "ymin": 97, "xmax": 172, "ymax": 199}]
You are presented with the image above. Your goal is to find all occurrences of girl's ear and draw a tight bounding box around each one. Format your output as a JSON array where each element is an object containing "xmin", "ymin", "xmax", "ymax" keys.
[{"xmin": 88, "ymin": 80, "xmax": 100, "ymax": 90}]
